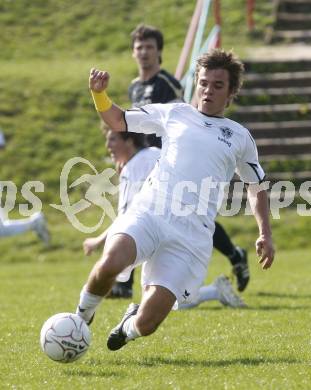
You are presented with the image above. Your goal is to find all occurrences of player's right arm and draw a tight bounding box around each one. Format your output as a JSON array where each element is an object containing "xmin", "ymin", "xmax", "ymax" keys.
[
  {"xmin": 90, "ymin": 68, "xmax": 167, "ymax": 137},
  {"xmin": 89, "ymin": 68, "xmax": 126, "ymax": 132}
]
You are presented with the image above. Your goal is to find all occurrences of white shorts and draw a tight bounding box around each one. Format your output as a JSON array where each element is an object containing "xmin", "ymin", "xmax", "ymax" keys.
[{"xmin": 106, "ymin": 209, "xmax": 213, "ymax": 304}]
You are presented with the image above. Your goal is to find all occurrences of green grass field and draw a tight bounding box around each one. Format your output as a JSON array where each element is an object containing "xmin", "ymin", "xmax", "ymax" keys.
[
  {"xmin": 0, "ymin": 0, "xmax": 273, "ymax": 204},
  {"xmin": 1, "ymin": 210, "xmax": 310, "ymax": 390},
  {"xmin": 1, "ymin": 1, "xmax": 310, "ymax": 388}
]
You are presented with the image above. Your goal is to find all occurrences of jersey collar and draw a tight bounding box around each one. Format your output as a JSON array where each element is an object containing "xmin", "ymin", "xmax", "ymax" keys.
[{"xmin": 198, "ymin": 110, "xmax": 225, "ymax": 119}]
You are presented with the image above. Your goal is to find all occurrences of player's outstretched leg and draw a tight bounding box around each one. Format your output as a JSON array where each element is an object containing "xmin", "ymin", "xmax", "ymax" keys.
[
  {"xmin": 232, "ymin": 247, "xmax": 249, "ymax": 292},
  {"xmin": 32, "ymin": 212, "xmax": 51, "ymax": 246},
  {"xmin": 76, "ymin": 233, "xmax": 137, "ymax": 325},
  {"xmin": 176, "ymin": 276, "xmax": 246, "ymax": 310},
  {"xmin": 213, "ymin": 223, "xmax": 249, "ymax": 291},
  {"xmin": 214, "ymin": 275, "xmax": 247, "ymax": 308},
  {"xmin": 107, "ymin": 285, "xmax": 176, "ymax": 351}
]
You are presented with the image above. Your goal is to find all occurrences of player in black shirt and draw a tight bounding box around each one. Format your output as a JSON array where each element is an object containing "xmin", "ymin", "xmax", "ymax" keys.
[
  {"xmin": 129, "ymin": 69, "xmax": 183, "ymax": 105},
  {"xmin": 129, "ymin": 69, "xmax": 183, "ymax": 148},
  {"xmin": 128, "ymin": 26, "xmax": 183, "ymax": 148}
]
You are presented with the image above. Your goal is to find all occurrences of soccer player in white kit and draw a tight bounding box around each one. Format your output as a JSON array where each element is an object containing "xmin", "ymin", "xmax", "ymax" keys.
[
  {"xmin": 76, "ymin": 49, "xmax": 275, "ymax": 351},
  {"xmin": 83, "ymin": 129, "xmax": 245, "ymax": 308}
]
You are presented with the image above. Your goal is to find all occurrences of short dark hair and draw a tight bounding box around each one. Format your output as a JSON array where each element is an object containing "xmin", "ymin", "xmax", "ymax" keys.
[
  {"xmin": 195, "ymin": 49, "xmax": 244, "ymax": 97},
  {"xmin": 131, "ymin": 24, "xmax": 164, "ymax": 64},
  {"xmin": 119, "ymin": 131, "xmax": 146, "ymax": 150},
  {"xmin": 102, "ymin": 123, "xmax": 146, "ymax": 150},
  {"xmin": 131, "ymin": 24, "xmax": 164, "ymax": 51}
]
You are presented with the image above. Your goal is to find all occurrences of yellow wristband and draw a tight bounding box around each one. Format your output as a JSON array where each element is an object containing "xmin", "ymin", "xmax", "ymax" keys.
[{"xmin": 91, "ymin": 90, "xmax": 113, "ymax": 112}]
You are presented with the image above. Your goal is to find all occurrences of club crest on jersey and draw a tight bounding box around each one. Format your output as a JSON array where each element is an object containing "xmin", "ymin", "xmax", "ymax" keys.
[
  {"xmin": 220, "ymin": 126, "xmax": 233, "ymax": 139},
  {"xmin": 218, "ymin": 126, "xmax": 233, "ymax": 147}
]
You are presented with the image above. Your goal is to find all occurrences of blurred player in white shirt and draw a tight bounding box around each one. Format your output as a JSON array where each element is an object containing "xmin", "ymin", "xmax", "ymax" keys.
[
  {"xmin": 76, "ymin": 49, "xmax": 275, "ymax": 351},
  {"xmin": 0, "ymin": 129, "xmax": 50, "ymax": 245},
  {"xmin": 82, "ymin": 129, "xmax": 159, "ymax": 297}
]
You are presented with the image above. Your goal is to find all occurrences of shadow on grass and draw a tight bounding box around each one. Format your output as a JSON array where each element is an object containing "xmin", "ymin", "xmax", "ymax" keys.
[
  {"xmin": 195, "ymin": 304, "xmax": 311, "ymax": 311},
  {"xmin": 16, "ymin": 239, "xmax": 61, "ymax": 251},
  {"xmin": 255, "ymin": 291, "xmax": 311, "ymax": 299},
  {"xmin": 134, "ymin": 356, "xmax": 302, "ymax": 368},
  {"xmin": 40, "ymin": 243, "xmax": 65, "ymax": 251},
  {"xmin": 249, "ymin": 305, "xmax": 311, "ymax": 311},
  {"xmin": 87, "ymin": 355, "xmax": 302, "ymax": 370},
  {"xmin": 64, "ymin": 368, "xmax": 125, "ymax": 379}
]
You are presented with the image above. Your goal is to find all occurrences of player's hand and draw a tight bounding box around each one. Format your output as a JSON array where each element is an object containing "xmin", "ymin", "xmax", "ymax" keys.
[
  {"xmin": 256, "ymin": 235, "xmax": 275, "ymax": 269},
  {"xmin": 89, "ymin": 68, "xmax": 110, "ymax": 92},
  {"xmin": 83, "ymin": 237, "xmax": 100, "ymax": 256}
]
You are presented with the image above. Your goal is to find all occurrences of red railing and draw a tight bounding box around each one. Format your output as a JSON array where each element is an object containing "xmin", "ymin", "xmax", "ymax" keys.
[
  {"xmin": 175, "ymin": 0, "xmax": 256, "ymax": 97},
  {"xmin": 175, "ymin": 0, "xmax": 203, "ymax": 80},
  {"xmin": 246, "ymin": 0, "xmax": 255, "ymax": 32},
  {"xmin": 213, "ymin": 0, "xmax": 221, "ymax": 47},
  {"xmin": 214, "ymin": 0, "xmax": 256, "ymax": 37}
]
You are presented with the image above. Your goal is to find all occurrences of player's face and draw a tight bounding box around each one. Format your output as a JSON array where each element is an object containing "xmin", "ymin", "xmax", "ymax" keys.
[
  {"xmin": 105, "ymin": 131, "xmax": 128, "ymax": 164},
  {"xmin": 132, "ymin": 38, "xmax": 161, "ymax": 70},
  {"xmin": 195, "ymin": 67, "xmax": 232, "ymax": 117}
]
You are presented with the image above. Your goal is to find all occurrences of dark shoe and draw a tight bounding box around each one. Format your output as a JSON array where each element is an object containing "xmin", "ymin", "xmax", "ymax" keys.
[
  {"xmin": 232, "ymin": 247, "xmax": 249, "ymax": 292},
  {"xmin": 86, "ymin": 313, "xmax": 95, "ymax": 326},
  {"xmin": 106, "ymin": 283, "xmax": 133, "ymax": 299},
  {"xmin": 107, "ymin": 303, "xmax": 139, "ymax": 351}
]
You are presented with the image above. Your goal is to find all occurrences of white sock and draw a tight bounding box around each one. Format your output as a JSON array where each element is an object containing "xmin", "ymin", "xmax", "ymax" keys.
[
  {"xmin": 197, "ymin": 284, "xmax": 220, "ymax": 303},
  {"xmin": 76, "ymin": 285, "xmax": 103, "ymax": 323},
  {"xmin": 122, "ymin": 315, "xmax": 141, "ymax": 341}
]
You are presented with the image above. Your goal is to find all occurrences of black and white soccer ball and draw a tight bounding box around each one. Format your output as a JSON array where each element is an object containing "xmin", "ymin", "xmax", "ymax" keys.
[{"xmin": 40, "ymin": 312, "xmax": 91, "ymax": 363}]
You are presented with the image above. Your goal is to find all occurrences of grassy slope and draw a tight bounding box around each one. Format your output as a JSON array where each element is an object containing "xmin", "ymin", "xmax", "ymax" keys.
[{"xmin": 0, "ymin": 0, "xmax": 272, "ymax": 204}]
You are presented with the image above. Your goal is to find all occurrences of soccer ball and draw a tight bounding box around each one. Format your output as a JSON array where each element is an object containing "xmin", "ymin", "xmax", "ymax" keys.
[{"xmin": 40, "ymin": 312, "xmax": 91, "ymax": 363}]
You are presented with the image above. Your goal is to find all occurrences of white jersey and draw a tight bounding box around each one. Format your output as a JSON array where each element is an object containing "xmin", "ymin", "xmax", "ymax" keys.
[
  {"xmin": 125, "ymin": 103, "xmax": 265, "ymax": 230},
  {"xmin": 118, "ymin": 147, "xmax": 160, "ymax": 215}
]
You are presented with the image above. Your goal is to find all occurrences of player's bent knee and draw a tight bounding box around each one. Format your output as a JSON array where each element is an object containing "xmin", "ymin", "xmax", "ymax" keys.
[{"xmin": 101, "ymin": 244, "xmax": 135, "ymax": 273}]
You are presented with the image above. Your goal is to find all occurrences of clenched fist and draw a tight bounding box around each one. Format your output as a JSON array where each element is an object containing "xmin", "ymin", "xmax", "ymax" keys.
[{"xmin": 89, "ymin": 68, "xmax": 110, "ymax": 92}]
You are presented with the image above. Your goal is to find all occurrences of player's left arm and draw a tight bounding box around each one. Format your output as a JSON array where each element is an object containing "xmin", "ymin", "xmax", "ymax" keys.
[
  {"xmin": 83, "ymin": 228, "xmax": 109, "ymax": 256},
  {"xmin": 236, "ymin": 129, "xmax": 275, "ymax": 269},
  {"xmin": 247, "ymin": 184, "xmax": 275, "ymax": 270}
]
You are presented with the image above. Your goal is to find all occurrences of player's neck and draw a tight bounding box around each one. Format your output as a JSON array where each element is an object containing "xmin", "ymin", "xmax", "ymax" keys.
[{"xmin": 139, "ymin": 64, "xmax": 161, "ymax": 82}]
